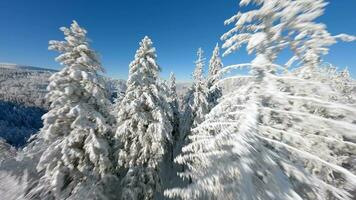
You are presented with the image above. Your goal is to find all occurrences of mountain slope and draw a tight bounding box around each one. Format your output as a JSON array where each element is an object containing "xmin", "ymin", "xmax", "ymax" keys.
[{"xmin": 0, "ymin": 63, "xmax": 126, "ymax": 147}]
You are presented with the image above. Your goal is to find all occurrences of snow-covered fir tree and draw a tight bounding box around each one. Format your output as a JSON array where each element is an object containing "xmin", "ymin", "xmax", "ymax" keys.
[
  {"xmin": 180, "ymin": 48, "xmax": 210, "ymax": 141},
  {"xmin": 157, "ymin": 78, "xmax": 175, "ymax": 163},
  {"xmin": 115, "ymin": 36, "xmax": 173, "ymax": 200},
  {"xmin": 28, "ymin": 21, "xmax": 115, "ymax": 200},
  {"xmin": 179, "ymin": 89, "xmax": 194, "ymax": 141},
  {"xmin": 334, "ymin": 67, "xmax": 355, "ymax": 100},
  {"xmin": 191, "ymin": 48, "xmax": 210, "ymax": 128},
  {"xmin": 166, "ymin": 1, "xmax": 356, "ymax": 199},
  {"xmin": 168, "ymin": 72, "xmax": 180, "ymax": 142},
  {"xmin": 329, "ymin": 66, "xmax": 355, "ymax": 103},
  {"xmin": 207, "ymin": 43, "xmax": 223, "ymax": 110},
  {"xmin": 159, "ymin": 79, "xmax": 175, "ymax": 133}
]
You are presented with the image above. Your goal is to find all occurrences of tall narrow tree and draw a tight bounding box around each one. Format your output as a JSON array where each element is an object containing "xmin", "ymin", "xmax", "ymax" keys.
[
  {"xmin": 336, "ymin": 67, "xmax": 354, "ymax": 98},
  {"xmin": 207, "ymin": 44, "xmax": 223, "ymax": 109},
  {"xmin": 180, "ymin": 49, "xmax": 210, "ymax": 141},
  {"xmin": 29, "ymin": 21, "xmax": 115, "ymax": 199},
  {"xmin": 191, "ymin": 48, "xmax": 210, "ymax": 128},
  {"xmin": 115, "ymin": 36, "xmax": 172, "ymax": 200},
  {"xmin": 168, "ymin": 72, "xmax": 180, "ymax": 141}
]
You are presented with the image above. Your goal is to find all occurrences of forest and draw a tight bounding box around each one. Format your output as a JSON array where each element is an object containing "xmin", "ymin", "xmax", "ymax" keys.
[
  {"xmin": 0, "ymin": 0, "xmax": 356, "ymax": 200},
  {"xmin": 0, "ymin": 64, "xmax": 126, "ymax": 147}
]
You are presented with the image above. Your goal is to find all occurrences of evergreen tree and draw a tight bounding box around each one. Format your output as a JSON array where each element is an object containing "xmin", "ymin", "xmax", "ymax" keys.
[
  {"xmin": 166, "ymin": 1, "xmax": 356, "ymax": 199},
  {"xmin": 191, "ymin": 48, "xmax": 210, "ymax": 128},
  {"xmin": 115, "ymin": 36, "xmax": 172, "ymax": 200},
  {"xmin": 207, "ymin": 44, "xmax": 223, "ymax": 110},
  {"xmin": 179, "ymin": 88, "xmax": 194, "ymax": 141},
  {"xmin": 180, "ymin": 49, "xmax": 209, "ymax": 141},
  {"xmin": 336, "ymin": 67, "xmax": 354, "ymax": 99},
  {"xmin": 159, "ymin": 79, "xmax": 174, "ymax": 130},
  {"xmin": 324, "ymin": 66, "xmax": 356, "ymax": 103},
  {"xmin": 168, "ymin": 72, "xmax": 180, "ymax": 141},
  {"xmin": 29, "ymin": 21, "xmax": 115, "ymax": 199}
]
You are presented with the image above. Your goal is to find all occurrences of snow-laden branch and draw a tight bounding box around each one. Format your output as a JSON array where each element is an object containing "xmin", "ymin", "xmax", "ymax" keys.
[
  {"xmin": 261, "ymin": 107, "xmax": 356, "ymax": 135},
  {"xmin": 256, "ymin": 135, "xmax": 356, "ymax": 185},
  {"xmin": 334, "ymin": 34, "xmax": 356, "ymax": 42}
]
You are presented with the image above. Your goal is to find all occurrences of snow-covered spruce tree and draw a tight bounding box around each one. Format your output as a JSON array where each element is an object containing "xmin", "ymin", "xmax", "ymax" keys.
[
  {"xmin": 159, "ymin": 79, "xmax": 175, "ymax": 133},
  {"xmin": 207, "ymin": 43, "xmax": 223, "ymax": 110},
  {"xmin": 180, "ymin": 48, "xmax": 210, "ymax": 141},
  {"xmin": 115, "ymin": 36, "xmax": 172, "ymax": 200},
  {"xmin": 191, "ymin": 48, "xmax": 210, "ymax": 128},
  {"xmin": 168, "ymin": 72, "xmax": 180, "ymax": 141},
  {"xmin": 157, "ymin": 78, "xmax": 175, "ymax": 163},
  {"xmin": 166, "ymin": 1, "xmax": 356, "ymax": 199},
  {"xmin": 179, "ymin": 88, "xmax": 194, "ymax": 141},
  {"xmin": 28, "ymin": 21, "xmax": 115, "ymax": 200},
  {"xmin": 334, "ymin": 67, "xmax": 355, "ymax": 100},
  {"xmin": 327, "ymin": 66, "xmax": 356, "ymax": 103}
]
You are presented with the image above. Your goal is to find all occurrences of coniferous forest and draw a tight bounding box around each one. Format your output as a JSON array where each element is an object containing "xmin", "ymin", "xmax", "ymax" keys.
[{"xmin": 1, "ymin": 0, "xmax": 356, "ymax": 199}]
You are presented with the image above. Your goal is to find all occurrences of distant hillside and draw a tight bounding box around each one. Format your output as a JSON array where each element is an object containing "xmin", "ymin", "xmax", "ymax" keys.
[
  {"xmin": 0, "ymin": 63, "xmax": 57, "ymax": 72},
  {"xmin": 0, "ymin": 63, "xmax": 127, "ymax": 147},
  {"xmin": 0, "ymin": 101, "xmax": 44, "ymax": 147},
  {"xmin": 0, "ymin": 63, "xmax": 126, "ymax": 108},
  {"xmin": 0, "ymin": 64, "xmax": 52, "ymax": 108}
]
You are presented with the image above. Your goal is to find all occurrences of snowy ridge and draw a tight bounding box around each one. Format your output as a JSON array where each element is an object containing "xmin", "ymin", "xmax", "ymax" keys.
[
  {"xmin": 0, "ymin": 62, "xmax": 126, "ymax": 108},
  {"xmin": 0, "ymin": 63, "xmax": 58, "ymax": 72}
]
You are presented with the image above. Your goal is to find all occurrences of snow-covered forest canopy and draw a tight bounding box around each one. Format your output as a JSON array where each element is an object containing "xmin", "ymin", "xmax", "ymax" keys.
[{"xmin": 1, "ymin": 0, "xmax": 356, "ymax": 199}]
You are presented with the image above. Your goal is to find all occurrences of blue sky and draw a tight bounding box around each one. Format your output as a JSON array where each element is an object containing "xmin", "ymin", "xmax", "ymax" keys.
[{"xmin": 0, "ymin": 0, "xmax": 355, "ymax": 81}]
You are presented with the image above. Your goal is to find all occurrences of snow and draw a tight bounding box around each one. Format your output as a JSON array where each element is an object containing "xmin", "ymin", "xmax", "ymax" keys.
[
  {"xmin": 114, "ymin": 36, "xmax": 173, "ymax": 199},
  {"xmin": 0, "ymin": 63, "xmax": 57, "ymax": 72},
  {"xmin": 1, "ymin": 0, "xmax": 356, "ymax": 199},
  {"xmin": 167, "ymin": 0, "xmax": 356, "ymax": 199},
  {"xmin": 334, "ymin": 34, "xmax": 356, "ymax": 42},
  {"xmin": 247, "ymin": 32, "xmax": 267, "ymax": 54},
  {"xmin": 25, "ymin": 21, "xmax": 117, "ymax": 199},
  {"xmin": 207, "ymin": 44, "xmax": 223, "ymax": 110}
]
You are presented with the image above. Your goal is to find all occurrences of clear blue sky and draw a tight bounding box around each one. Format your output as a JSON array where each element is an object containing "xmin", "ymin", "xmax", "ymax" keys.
[{"xmin": 0, "ymin": 0, "xmax": 355, "ymax": 81}]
